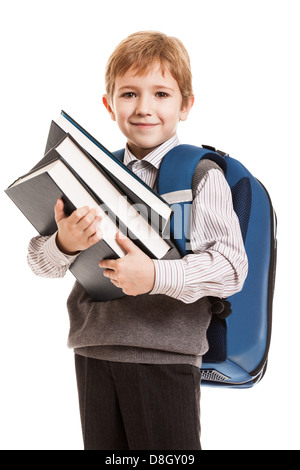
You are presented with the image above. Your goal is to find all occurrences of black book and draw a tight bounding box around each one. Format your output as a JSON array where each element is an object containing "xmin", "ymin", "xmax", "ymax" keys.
[
  {"xmin": 42, "ymin": 110, "xmax": 173, "ymax": 235},
  {"xmin": 5, "ymin": 135, "xmax": 171, "ymax": 301}
]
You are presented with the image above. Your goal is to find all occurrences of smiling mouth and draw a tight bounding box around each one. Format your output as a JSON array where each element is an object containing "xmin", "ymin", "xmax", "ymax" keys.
[{"xmin": 130, "ymin": 123, "xmax": 159, "ymax": 128}]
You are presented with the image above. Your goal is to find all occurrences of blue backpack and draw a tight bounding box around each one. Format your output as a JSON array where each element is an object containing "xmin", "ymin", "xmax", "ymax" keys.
[{"xmin": 114, "ymin": 145, "xmax": 277, "ymax": 389}]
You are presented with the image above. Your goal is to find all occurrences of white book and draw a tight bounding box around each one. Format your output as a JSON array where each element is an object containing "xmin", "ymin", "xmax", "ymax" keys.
[{"xmin": 55, "ymin": 111, "xmax": 172, "ymax": 233}]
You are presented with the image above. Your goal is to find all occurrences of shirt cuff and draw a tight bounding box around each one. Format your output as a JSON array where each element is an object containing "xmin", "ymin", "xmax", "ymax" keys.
[
  {"xmin": 150, "ymin": 259, "xmax": 185, "ymax": 299},
  {"xmin": 42, "ymin": 232, "xmax": 80, "ymax": 268}
]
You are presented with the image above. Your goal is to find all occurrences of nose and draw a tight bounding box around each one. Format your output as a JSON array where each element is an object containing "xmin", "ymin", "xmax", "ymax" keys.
[{"xmin": 135, "ymin": 94, "xmax": 152, "ymax": 116}]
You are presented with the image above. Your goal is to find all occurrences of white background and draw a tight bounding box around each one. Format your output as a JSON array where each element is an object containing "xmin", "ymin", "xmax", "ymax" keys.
[{"xmin": 1, "ymin": 0, "xmax": 299, "ymax": 450}]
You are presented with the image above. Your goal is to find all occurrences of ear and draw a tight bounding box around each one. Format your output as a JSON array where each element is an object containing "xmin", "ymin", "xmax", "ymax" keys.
[
  {"xmin": 179, "ymin": 96, "xmax": 195, "ymax": 122},
  {"xmin": 102, "ymin": 94, "xmax": 116, "ymax": 121}
]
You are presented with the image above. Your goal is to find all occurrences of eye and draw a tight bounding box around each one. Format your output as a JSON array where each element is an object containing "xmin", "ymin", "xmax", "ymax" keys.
[
  {"xmin": 121, "ymin": 92, "xmax": 137, "ymax": 98},
  {"xmin": 156, "ymin": 92, "xmax": 169, "ymax": 98}
]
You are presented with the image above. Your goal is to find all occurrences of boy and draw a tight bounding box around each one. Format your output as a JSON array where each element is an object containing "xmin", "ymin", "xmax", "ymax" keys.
[{"xmin": 28, "ymin": 31, "xmax": 248, "ymax": 450}]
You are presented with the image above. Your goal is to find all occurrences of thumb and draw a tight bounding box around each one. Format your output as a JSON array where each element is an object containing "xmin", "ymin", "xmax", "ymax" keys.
[
  {"xmin": 116, "ymin": 231, "xmax": 138, "ymax": 254},
  {"xmin": 54, "ymin": 198, "xmax": 67, "ymax": 224}
]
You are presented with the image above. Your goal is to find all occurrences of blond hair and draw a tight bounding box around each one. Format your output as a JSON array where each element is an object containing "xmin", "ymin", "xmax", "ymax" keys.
[{"xmin": 105, "ymin": 31, "xmax": 194, "ymax": 106}]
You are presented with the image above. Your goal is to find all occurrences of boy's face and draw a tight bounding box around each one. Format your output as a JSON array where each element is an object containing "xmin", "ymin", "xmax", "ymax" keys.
[{"xmin": 103, "ymin": 62, "xmax": 194, "ymax": 159}]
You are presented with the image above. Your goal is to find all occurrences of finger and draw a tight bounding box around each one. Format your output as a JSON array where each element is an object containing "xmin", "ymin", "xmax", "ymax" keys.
[
  {"xmin": 84, "ymin": 215, "xmax": 102, "ymax": 238},
  {"xmin": 99, "ymin": 259, "xmax": 117, "ymax": 270},
  {"xmin": 54, "ymin": 199, "xmax": 67, "ymax": 224},
  {"xmin": 69, "ymin": 206, "xmax": 91, "ymax": 225},
  {"xmin": 76, "ymin": 207, "xmax": 99, "ymax": 232},
  {"xmin": 103, "ymin": 269, "xmax": 117, "ymax": 280},
  {"xmin": 87, "ymin": 227, "xmax": 103, "ymax": 246},
  {"xmin": 110, "ymin": 279, "xmax": 121, "ymax": 288},
  {"xmin": 116, "ymin": 231, "xmax": 138, "ymax": 254}
]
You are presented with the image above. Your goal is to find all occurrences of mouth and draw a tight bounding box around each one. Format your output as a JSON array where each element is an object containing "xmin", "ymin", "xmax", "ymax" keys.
[{"xmin": 130, "ymin": 122, "xmax": 159, "ymax": 129}]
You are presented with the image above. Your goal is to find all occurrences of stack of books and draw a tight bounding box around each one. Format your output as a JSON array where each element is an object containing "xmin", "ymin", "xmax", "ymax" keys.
[{"xmin": 5, "ymin": 111, "xmax": 173, "ymax": 301}]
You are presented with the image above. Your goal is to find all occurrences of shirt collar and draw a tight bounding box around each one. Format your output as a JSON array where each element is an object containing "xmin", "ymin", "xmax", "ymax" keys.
[{"xmin": 124, "ymin": 135, "xmax": 180, "ymax": 170}]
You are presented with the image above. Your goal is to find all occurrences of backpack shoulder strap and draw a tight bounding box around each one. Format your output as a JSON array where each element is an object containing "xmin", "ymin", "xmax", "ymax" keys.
[
  {"xmin": 156, "ymin": 144, "xmax": 227, "ymax": 255},
  {"xmin": 157, "ymin": 144, "xmax": 227, "ymax": 204},
  {"xmin": 191, "ymin": 158, "xmax": 224, "ymax": 198}
]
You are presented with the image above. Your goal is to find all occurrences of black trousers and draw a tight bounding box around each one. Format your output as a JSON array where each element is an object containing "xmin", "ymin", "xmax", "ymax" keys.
[{"xmin": 74, "ymin": 354, "xmax": 202, "ymax": 450}]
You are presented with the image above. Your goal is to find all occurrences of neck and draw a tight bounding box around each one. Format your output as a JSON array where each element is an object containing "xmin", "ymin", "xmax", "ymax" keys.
[{"xmin": 127, "ymin": 142, "xmax": 161, "ymax": 160}]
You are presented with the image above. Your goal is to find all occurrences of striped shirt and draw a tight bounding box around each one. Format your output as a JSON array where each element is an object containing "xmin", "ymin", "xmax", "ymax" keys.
[{"xmin": 27, "ymin": 135, "xmax": 248, "ymax": 303}]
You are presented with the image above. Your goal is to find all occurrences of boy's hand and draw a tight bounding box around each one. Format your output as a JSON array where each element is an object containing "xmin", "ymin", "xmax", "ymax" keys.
[
  {"xmin": 99, "ymin": 232, "xmax": 155, "ymax": 296},
  {"xmin": 54, "ymin": 199, "xmax": 103, "ymax": 255}
]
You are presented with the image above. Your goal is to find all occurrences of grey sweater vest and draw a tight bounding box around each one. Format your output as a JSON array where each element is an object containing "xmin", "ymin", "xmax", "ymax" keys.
[{"xmin": 67, "ymin": 245, "xmax": 212, "ymax": 368}]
